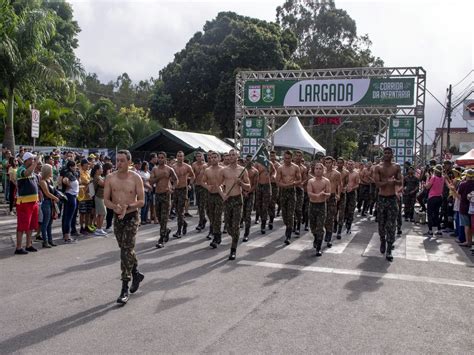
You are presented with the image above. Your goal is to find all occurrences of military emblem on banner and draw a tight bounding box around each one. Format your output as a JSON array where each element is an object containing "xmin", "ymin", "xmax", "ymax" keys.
[
  {"xmin": 248, "ymin": 85, "xmax": 261, "ymax": 103},
  {"xmin": 262, "ymin": 85, "xmax": 275, "ymax": 103}
]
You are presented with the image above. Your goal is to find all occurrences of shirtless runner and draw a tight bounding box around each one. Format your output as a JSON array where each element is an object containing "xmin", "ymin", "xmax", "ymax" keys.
[
  {"xmin": 269, "ymin": 150, "xmax": 280, "ymax": 225},
  {"xmin": 192, "ymin": 152, "xmax": 208, "ymax": 231},
  {"xmin": 243, "ymin": 155, "xmax": 259, "ymax": 241},
  {"xmin": 202, "ymin": 151, "xmax": 224, "ymax": 247},
  {"xmin": 344, "ymin": 160, "xmax": 360, "ymax": 233},
  {"xmin": 219, "ymin": 149, "xmax": 250, "ymax": 260},
  {"xmin": 293, "ymin": 151, "xmax": 308, "ymax": 236},
  {"xmin": 373, "ymin": 147, "xmax": 402, "ymax": 261},
  {"xmin": 323, "ymin": 156, "xmax": 341, "ymax": 248},
  {"xmin": 255, "ymin": 159, "xmax": 273, "ymax": 234},
  {"xmin": 335, "ymin": 157, "xmax": 349, "ymax": 238},
  {"xmin": 150, "ymin": 151, "xmax": 178, "ymax": 249},
  {"xmin": 104, "ymin": 150, "xmax": 145, "ymax": 305},
  {"xmin": 276, "ymin": 150, "xmax": 302, "ymax": 245},
  {"xmin": 358, "ymin": 162, "xmax": 372, "ymax": 216},
  {"xmin": 307, "ymin": 163, "xmax": 331, "ymax": 256},
  {"xmin": 172, "ymin": 151, "xmax": 195, "ymax": 238}
]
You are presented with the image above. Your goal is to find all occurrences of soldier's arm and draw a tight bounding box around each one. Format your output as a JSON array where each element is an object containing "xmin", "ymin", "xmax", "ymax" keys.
[
  {"xmin": 394, "ymin": 165, "xmax": 403, "ymax": 186},
  {"xmin": 276, "ymin": 167, "xmax": 283, "ymax": 187},
  {"xmin": 324, "ymin": 179, "xmax": 331, "ymax": 197},
  {"xmin": 307, "ymin": 180, "xmax": 317, "ymax": 199},
  {"xmin": 170, "ymin": 166, "xmax": 178, "ymax": 185},
  {"xmin": 240, "ymin": 169, "xmax": 251, "ymax": 191},
  {"xmin": 294, "ymin": 165, "xmax": 302, "ymax": 186},
  {"xmin": 188, "ymin": 164, "xmax": 196, "ymax": 185},
  {"xmin": 130, "ymin": 173, "xmax": 145, "ymax": 210}
]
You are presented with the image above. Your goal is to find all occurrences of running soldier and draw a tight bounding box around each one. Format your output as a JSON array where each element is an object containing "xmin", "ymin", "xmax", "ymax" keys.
[
  {"xmin": 307, "ymin": 163, "xmax": 331, "ymax": 256},
  {"xmin": 269, "ymin": 150, "xmax": 280, "ymax": 229},
  {"xmin": 148, "ymin": 153, "xmax": 159, "ymax": 224},
  {"xmin": 243, "ymin": 155, "xmax": 259, "ymax": 241},
  {"xmin": 150, "ymin": 151, "xmax": 178, "ymax": 249},
  {"xmin": 104, "ymin": 150, "xmax": 145, "ymax": 305},
  {"xmin": 172, "ymin": 151, "xmax": 195, "ymax": 238},
  {"xmin": 255, "ymin": 159, "xmax": 273, "ymax": 234},
  {"xmin": 358, "ymin": 162, "xmax": 372, "ymax": 216},
  {"xmin": 369, "ymin": 158, "xmax": 380, "ymax": 215},
  {"xmin": 373, "ymin": 147, "xmax": 402, "ymax": 262},
  {"xmin": 403, "ymin": 166, "xmax": 419, "ymax": 222},
  {"xmin": 220, "ymin": 149, "xmax": 250, "ymax": 260},
  {"xmin": 192, "ymin": 152, "xmax": 208, "ymax": 231},
  {"xmin": 276, "ymin": 150, "xmax": 302, "ymax": 245},
  {"xmin": 344, "ymin": 160, "xmax": 360, "ymax": 233},
  {"xmin": 293, "ymin": 150, "xmax": 307, "ymax": 236},
  {"xmin": 202, "ymin": 152, "xmax": 224, "ymax": 247},
  {"xmin": 302, "ymin": 160, "xmax": 312, "ymax": 232},
  {"xmin": 335, "ymin": 157, "xmax": 349, "ymax": 239},
  {"xmin": 323, "ymin": 156, "xmax": 341, "ymax": 247}
]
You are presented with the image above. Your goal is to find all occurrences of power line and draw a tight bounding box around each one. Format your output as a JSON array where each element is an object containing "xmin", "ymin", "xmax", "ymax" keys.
[
  {"xmin": 426, "ymin": 87, "xmax": 447, "ymax": 110},
  {"xmin": 452, "ymin": 70, "xmax": 473, "ymax": 88},
  {"xmin": 452, "ymin": 82, "xmax": 473, "ymax": 102}
]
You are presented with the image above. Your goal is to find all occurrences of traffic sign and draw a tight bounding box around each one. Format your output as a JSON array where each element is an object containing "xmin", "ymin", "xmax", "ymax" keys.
[{"xmin": 31, "ymin": 109, "xmax": 40, "ymax": 138}]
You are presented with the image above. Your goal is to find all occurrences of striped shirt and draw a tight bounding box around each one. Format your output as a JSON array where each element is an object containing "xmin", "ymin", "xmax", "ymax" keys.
[{"xmin": 16, "ymin": 165, "xmax": 38, "ymax": 203}]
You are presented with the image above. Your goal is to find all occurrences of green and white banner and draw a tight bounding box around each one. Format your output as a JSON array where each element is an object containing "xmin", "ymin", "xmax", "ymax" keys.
[
  {"xmin": 241, "ymin": 117, "xmax": 266, "ymax": 156},
  {"xmin": 388, "ymin": 117, "xmax": 415, "ymax": 164},
  {"xmin": 245, "ymin": 78, "xmax": 415, "ymax": 107}
]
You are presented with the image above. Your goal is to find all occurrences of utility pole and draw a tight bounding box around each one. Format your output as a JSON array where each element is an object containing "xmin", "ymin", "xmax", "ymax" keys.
[{"xmin": 446, "ymin": 84, "xmax": 452, "ymax": 154}]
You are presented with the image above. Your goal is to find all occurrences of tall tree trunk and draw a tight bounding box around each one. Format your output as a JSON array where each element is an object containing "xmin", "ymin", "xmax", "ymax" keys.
[{"xmin": 3, "ymin": 88, "xmax": 15, "ymax": 155}]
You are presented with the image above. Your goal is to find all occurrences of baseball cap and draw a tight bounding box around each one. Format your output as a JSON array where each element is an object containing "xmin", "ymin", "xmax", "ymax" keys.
[
  {"xmin": 89, "ymin": 153, "xmax": 97, "ymax": 159},
  {"xmin": 433, "ymin": 164, "xmax": 443, "ymax": 173},
  {"xmin": 22, "ymin": 152, "xmax": 36, "ymax": 161},
  {"xmin": 466, "ymin": 169, "xmax": 474, "ymax": 178}
]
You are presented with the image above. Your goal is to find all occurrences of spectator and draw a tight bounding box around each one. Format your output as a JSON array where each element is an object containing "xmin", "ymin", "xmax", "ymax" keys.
[
  {"xmin": 451, "ymin": 167, "xmax": 466, "ymax": 243},
  {"xmin": 38, "ymin": 164, "xmax": 60, "ymax": 248},
  {"xmin": 14, "ymin": 152, "xmax": 39, "ymax": 255},
  {"xmin": 453, "ymin": 169, "xmax": 474, "ymax": 248},
  {"xmin": 7, "ymin": 157, "xmax": 18, "ymax": 215},
  {"xmin": 425, "ymin": 164, "xmax": 445, "ymax": 236},
  {"xmin": 34, "ymin": 160, "xmax": 43, "ymax": 242},
  {"xmin": 91, "ymin": 163, "xmax": 107, "ymax": 236},
  {"xmin": 61, "ymin": 160, "xmax": 79, "ymax": 243},
  {"xmin": 78, "ymin": 159, "xmax": 95, "ymax": 234},
  {"xmin": 138, "ymin": 161, "xmax": 152, "ymax": 224},
  {"xmin": 2, "ymin": 149, "xmax": 12, "ymax": 203}
]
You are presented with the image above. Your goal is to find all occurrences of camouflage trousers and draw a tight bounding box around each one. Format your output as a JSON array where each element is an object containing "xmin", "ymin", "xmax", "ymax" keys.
[
  {"xmin": 294, "ymin": 187, "xmax": 304, "ymax": 225},
  {"xmin": 269, "ymin": 182, "xmax": 279, "ymax": 220},
  {"xmin": 224, "ymin": 195, "xmax": 243, "ymax": 249},
  {"xmin": 280, "ymin": 187, "xmax": 296, "ymax": 228},
  {"xmin": 397, "ymin": 196, "xmax": 402, "ymax": 230},
  {"xmin": 344, "ymin": 191, "xmax": 357, "ymax": 228},
  {"xmin": 173, "ymin": 187, "xmax": 188, "ymax": 229},
  {"xmin": 377, "ymin": 195, "xmax": 398, "ymax": 244},
  {"xmin": 207, "ymin": 192, "xmax": 223, "ymax": 235},
  {"xmin": 324, "ymin": 194, "xmax": 337, "ymax": 234},
  {"xmin": 336, "ymin": 192, "xmax": 347, "ymax": 228},
  {"xmin": 243, "ymin": 192, "xmax": 254, "ymax": 229},
  {"xmin": 403, "ymin": 194, "xmax": 416, "ymax": 220},
  {"xmin": 357, "ymin": 184, "xmax": 370, "ymax": 211},
  {"xmin": 155, "ymin": 192, "xmax": 170, "ymax": 237},
  {"xmin": 114, "ymin": 211, "xmax": 139, "ymax": 281},
  {"xmin": 255, "ymin": 183, "xmax": 271, "ymax": 222},
  {"xmin": 310, "ymin": 202, "xmax": 326, "ymax": 243},
  {"xmin": 195, "ymin": 185, "xmax": 208, "ymax": 226},
  {"xmin": 369, "ymin": 183, "xmax": 378, "ymax": 208},
  {"xmin": 302, "ymin": 192, "xmax": 309, "ymax": 225}
]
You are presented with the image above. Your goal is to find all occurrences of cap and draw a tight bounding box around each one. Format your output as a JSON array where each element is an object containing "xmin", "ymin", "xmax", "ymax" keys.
[
  {"xmin": 466, "ymin": 169, "xmax": 474, "ymax": 177},
  {"xmin": 433, "ymin": 164, "xmax": 443, "ymax": 173},
  {"xmin": 89, "ymin": 153, "xmax": 96, "ymax": 159},
  {"xmin": 22, "ymin": 152, "xmax": 36, "ymax": 161},
  {"xmin": 80, "ymin": 159, "xmax": 89, "ymax": 165}
]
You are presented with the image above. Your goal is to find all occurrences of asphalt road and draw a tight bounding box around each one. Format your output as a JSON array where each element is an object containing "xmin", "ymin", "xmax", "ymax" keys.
[{"xmin": 0, "ymin": 210, "xmax": 473, "ymax": 354}]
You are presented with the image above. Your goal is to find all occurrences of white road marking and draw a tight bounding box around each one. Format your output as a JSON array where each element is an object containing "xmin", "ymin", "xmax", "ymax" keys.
[{"xmin": 237, "ymin": 260, "xmax": 474, "ymax": 289}]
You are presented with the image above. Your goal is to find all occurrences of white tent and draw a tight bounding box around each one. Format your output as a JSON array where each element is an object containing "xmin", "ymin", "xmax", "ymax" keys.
[{"xmin": 273, "ymin": 116, "xmax": 326, "ymax": 155}]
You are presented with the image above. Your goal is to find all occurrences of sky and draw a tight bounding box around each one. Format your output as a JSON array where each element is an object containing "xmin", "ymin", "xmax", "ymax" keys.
[{"xmin": 70, "ymin": 0, "xmax": 474, "ymax": 144}]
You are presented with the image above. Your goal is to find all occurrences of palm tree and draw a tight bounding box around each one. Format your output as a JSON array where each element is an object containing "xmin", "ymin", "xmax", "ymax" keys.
[{"xmin": 0, "ymin": 0, "xmax": 70, "ymax": 153}]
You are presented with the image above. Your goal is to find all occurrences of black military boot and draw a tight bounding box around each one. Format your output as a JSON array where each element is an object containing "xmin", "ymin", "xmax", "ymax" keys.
[
  {"xmin": 182, "ymin": 221, "xmax": 188, "ymax": 236},
  {"xmin": 164, "ymin": 228, "xmax": 171, "ymax": 243},
  {"xmin": 201, "ymin": 219, "xmax": 207, "ymax": 231},
  {"xmin": 336, "ymin": 226, "xmax": 342, "ymax": 240},
  {"xmin": 130, "ymin": 267, "xmax": 145, "ymax": 294},
  {"xmin": 386, "ymin": 242, "xmax": 394, "ymax": 261},
  {"xmin": 345, "ymin": 222, "xmax": 351, "ymax": 234},
  {"xmin": 229, "ymin": 248, "xmax": 236, "ymax": 260},
  {"xmin": 269, "ymin": 216, "xmax": 273, "ymax": 230},
  {"xmin": 206, "ymin": 226, "xmax": 213, "ymax": 240},
  {"xmin": 116, "ymin": 281, "xmax": 129, "ymax": 305},
  {"xmin": 243, "ymin": 226, "xmax": 250, "ymax": 242},
  {"xmin": 380, "ymin": 238, "xmax": 386, "ymax": 254},
  {"xmin": 314, "ymin": 238, "xmax": 322, "ymax": 257},
  {"xmin": 284, "ymin": 227, "xmax": 292, "ymax": 245},
  {"xmin": 216, "ymin": 233, "xmax": 222, "ymax": 245},
  {"xmin": 304, "ymin": 222, "xmax": 309, "ymax": 231},
  {"xmin": 210, "ymin": 234, "xmax": 219, "ymax": 249},
  {"xmin": 325, "ymin": 232, "xmax": 332, "ymax": 248},
  {"xmin": 173, "ymin": 226, "xmax": 182, "ymax": 239},
  {"xmin": 261, "ymin": 220, "xmax": 266, "ymax": 235},
  {"xmin": 333, "ymin": 220, "xmax": 338, "ymax": 233},
  {"xmin": 156, "ymin": 236, "xmax": 165, "ymax": 249}
]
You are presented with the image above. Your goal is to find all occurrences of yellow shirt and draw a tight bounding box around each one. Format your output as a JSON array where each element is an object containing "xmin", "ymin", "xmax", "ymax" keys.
[{"xmin": 77, "ymin": 168, "xmax": 92, "ymax": 201}]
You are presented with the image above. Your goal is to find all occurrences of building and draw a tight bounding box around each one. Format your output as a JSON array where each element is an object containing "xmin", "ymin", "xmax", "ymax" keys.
[{"xmin": 432, "ymin": 127, "xmax": 474, "ymax": 158}]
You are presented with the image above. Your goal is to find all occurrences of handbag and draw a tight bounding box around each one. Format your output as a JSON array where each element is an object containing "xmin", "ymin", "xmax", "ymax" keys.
[{"xmin": 52, "ymin": 201, "xmax": 60, "ymax": 219}]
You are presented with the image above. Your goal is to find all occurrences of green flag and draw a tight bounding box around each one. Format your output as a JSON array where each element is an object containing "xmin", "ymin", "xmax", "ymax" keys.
[{"xmin": 252, "ymin": 144, "xmax": 270, "ymax": 170}]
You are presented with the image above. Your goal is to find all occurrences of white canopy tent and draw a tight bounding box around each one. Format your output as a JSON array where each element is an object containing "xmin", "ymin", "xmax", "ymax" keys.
[{"xmin": 273, "ymin": 116, "xmax": 326, "ymax": 155}]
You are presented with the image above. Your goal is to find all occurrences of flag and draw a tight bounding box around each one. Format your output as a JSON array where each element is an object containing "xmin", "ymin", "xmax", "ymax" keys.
[{"xmin": 252, "ymin": 143, "xmax": 270, "ymax": 170}]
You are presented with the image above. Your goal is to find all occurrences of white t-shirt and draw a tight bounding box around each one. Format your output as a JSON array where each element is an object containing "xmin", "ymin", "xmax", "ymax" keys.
[
  {"xmin": 67, "ymin": 179, "xmax": 79, "ymax": 196},
  {"xmin": 138, "ymin": 170, "xmax": 151, "ymax": 192}
]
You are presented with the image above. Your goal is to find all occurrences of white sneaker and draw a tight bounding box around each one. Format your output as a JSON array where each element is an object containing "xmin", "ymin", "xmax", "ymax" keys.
[{"xmin": 94, "ymin": 229, "xmax": 107, "ymax": 237}]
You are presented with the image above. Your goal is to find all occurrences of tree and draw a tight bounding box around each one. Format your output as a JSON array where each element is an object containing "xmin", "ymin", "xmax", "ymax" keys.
[
  {"xmin": 0, "ymin": 0, "xmax": 80, "ymax": 153},
  {"xmin": 159, "ymin": 11, "xmax": 298, "ymax": 136}
]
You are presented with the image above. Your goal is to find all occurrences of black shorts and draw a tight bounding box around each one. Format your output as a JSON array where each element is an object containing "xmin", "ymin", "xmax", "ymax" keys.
[{"xmin": 78, "ymin": 200, "xmax": 93, "ymax": 214}]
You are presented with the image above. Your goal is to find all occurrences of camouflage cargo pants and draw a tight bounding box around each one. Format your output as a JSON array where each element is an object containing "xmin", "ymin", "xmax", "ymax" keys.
[
  {"xmin": 224, "ymin": 195, "xmax": 243, "ymax": 249},
  {"xmin": 324, "ymin": 194, "xmax": 337, "ymax": 234},
  {"xmin": 114, "ymin": 211, "xmax": 139, "ymax": 281},
  {"xmin": 336, "ymin": 192, "xmax": 346, "ymax": 228},
  {"xmin": 269, "ymin": 182, "xmax": 279, "ymax": 220},
  {"xmin": 302, "ymin": 191, "xmax": 309, "ymax": 225},
  {"xmin": 155, "ymin": 192, "xmax": 170, "ymax": 237},
  {"xmin": 173, "ymin": 187, "xmax": 187, "ymax": 229},
  {"xmin": 310, "ymin": 202, "xmax": 326, "ymax": 243},
  {"xmin": 195, "ymin": 185, "xmax": 208, "ymax": 226},
  {"xmin": 280, "ymin": 187, "xmax": 296, "ymax": 228},
  {"xmin": 294, "ymin": 187, "xmax": 304, "ymax": 225},
  {"xmin": 255, "ymin": 183, "xmax": 271, "ymax": 222},
  {"xmin": 377, "ymin": 195, "xmax": 398, "ymax": 244},
  {"xmin": 344, "ymin": 191, "xmax": 357, "ymax": 227},
  {"xmin": 207, "ymin": 192, "xmax": 223, "ymax": 235},
  {"xmin": 358, "ymin": 184, "xmax": 370, "ymax": 211},
  {"xmin": 243, "ymin": 192, "xmax": 254, "ymax": 229},
  {"xmin": 403, "ymin": 194, "xmax": 416, "ymax": 220}
]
